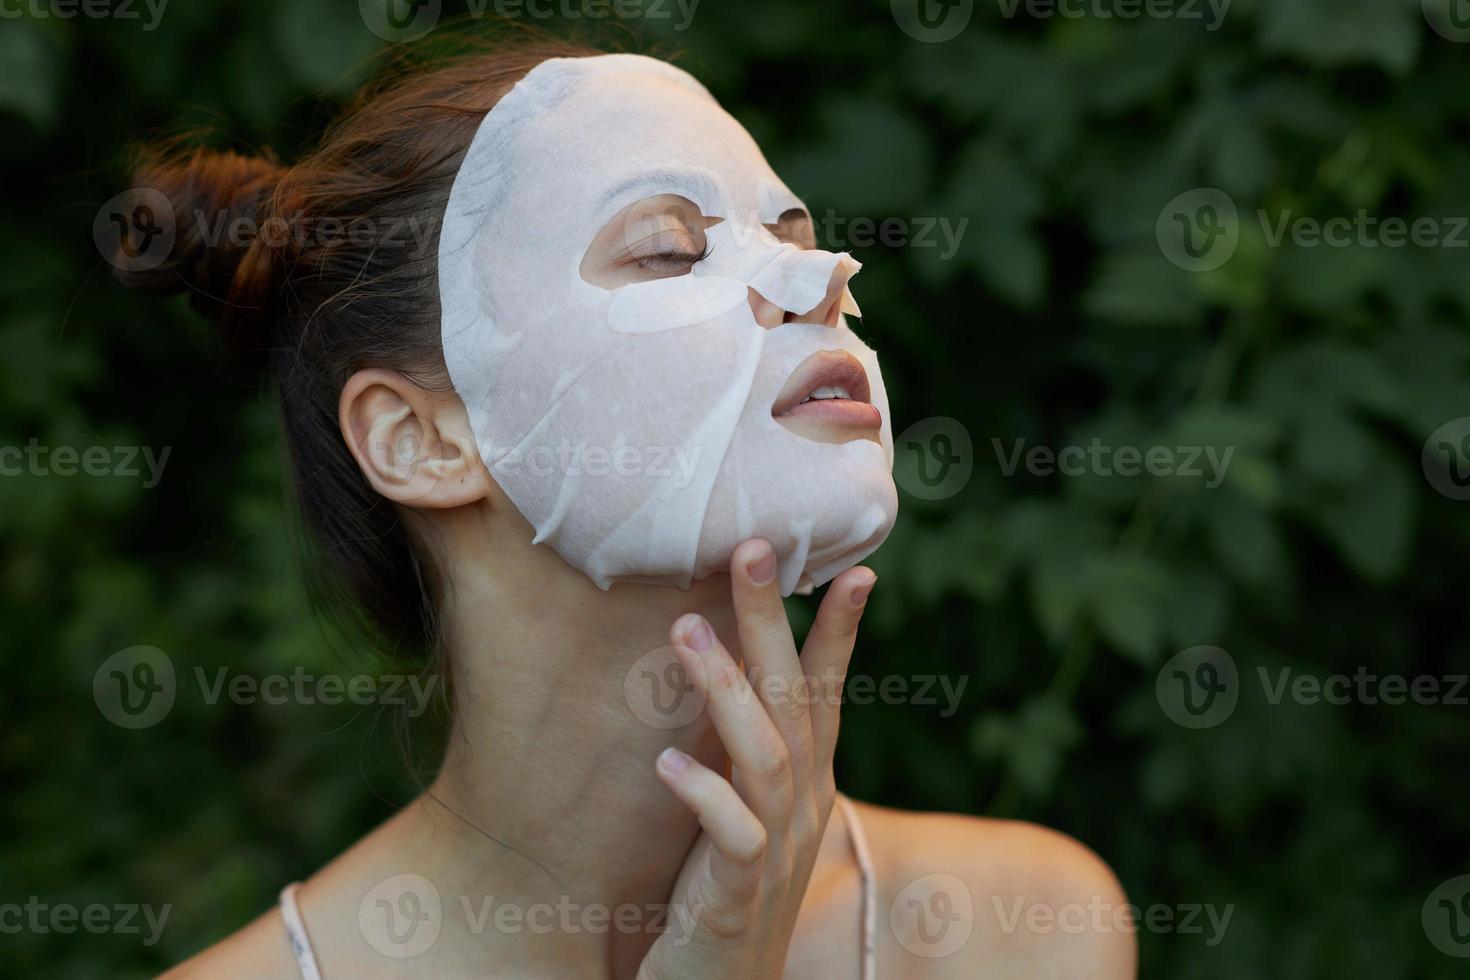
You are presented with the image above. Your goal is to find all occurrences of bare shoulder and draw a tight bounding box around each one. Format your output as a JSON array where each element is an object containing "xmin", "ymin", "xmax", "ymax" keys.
[
  {"xmin": 848, "ymin": 798, "xmax": 1137, "ymax": 980},
  {"xmin": 158, "ymin": 905, "xmax": 299, "ymax": 980}
]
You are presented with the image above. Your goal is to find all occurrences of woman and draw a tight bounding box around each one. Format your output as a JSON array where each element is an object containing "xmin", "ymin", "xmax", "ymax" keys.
[{"xmin": 122, "ymin": 34, "xmax": 1135, "ymax": 980}]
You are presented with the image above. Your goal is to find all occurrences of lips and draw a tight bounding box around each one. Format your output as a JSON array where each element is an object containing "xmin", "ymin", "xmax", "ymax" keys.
[{"xmin": 771, "ymin": 349, "xmax": 881, "ymax": 431}]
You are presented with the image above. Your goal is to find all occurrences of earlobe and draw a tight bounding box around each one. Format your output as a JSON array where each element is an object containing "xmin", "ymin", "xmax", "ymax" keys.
[{"xmin": 338, "ymin": 368, "xmax": 491, "ymax": 510}]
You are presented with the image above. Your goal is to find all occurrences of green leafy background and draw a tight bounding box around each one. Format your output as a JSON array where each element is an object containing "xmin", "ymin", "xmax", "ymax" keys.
[{"xmin": 2, "ymin": 0, "xmax": 1468, "ymax": 976}]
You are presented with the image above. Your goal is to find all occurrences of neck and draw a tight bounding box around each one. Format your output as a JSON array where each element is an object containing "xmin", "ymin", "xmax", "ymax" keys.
[{"xmin": 399, "ymin": 510, "xmax": 744, "ymax": 976}]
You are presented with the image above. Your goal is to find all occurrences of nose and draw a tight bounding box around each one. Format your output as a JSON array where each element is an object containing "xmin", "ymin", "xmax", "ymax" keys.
[{"xmin": 747, "ymin": 255, "xmax": 858, "ymax": 329}]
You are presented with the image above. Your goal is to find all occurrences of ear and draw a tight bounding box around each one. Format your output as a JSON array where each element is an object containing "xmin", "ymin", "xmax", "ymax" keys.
[{"xmin": 338, "ymin": 368, "xmax": 490, "ymax": 509}]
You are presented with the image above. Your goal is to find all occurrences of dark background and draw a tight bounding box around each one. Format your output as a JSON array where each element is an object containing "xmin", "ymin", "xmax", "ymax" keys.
[{"xmin": 3, "ymin": 0, "xmax": 1469, "ymax": 976}]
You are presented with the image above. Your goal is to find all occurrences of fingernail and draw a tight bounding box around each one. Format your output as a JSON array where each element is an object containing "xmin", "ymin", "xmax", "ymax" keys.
[
  {"xmin": 658, "ymin": 746, "xmax": 691, "ymax": 773},
  {"xmin": 747, "ymin": 543, "xmax": 776, "ymax": 585},
  {"xmin": 684, "ymin": 615, "xmax": 714, "ymax": 652},
  {"xmin": 851, "ymin": 571, "xmax": 876, "ymax": 607}
]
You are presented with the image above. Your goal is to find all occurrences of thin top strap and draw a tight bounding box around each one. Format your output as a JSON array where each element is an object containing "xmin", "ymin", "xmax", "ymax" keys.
[
  {"xmin": 279, "ymin": 882, "xmax": 323, "ymax": 980},
  {"xmin": 837, "ymin": 793, "xmax": 878, "ymax": 980}
]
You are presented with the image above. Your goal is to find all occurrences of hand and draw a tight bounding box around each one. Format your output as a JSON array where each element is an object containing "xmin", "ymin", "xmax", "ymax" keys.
[{"xmin": 637, "ymin": 539, "xmax": 877, "ymax": 980}]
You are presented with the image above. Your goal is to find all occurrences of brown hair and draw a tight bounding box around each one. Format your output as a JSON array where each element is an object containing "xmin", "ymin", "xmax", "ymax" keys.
[{"xmin": 113, "ymin": 34, "xmax": 600, "ymax": 657}]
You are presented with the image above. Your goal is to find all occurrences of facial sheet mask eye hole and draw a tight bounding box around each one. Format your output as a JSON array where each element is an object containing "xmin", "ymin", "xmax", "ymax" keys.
[
  {"xmin": 765, "ymin": 208, "xmax": 817, "ymax": 251},
  {"xmin": 579, "ymin": 193, "xmax": 725, "ymax": 290}
]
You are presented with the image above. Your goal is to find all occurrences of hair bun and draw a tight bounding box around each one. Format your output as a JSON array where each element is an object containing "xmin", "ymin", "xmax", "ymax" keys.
[{"xmin": 113, "ymin": 148, "xmax": 288, "ymax": 341}]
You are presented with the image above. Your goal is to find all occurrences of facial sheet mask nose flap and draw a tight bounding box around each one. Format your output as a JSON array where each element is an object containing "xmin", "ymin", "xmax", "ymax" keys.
[{"xmin": 747, "ymin": 248, "xmax": 860, "ymax": 319}]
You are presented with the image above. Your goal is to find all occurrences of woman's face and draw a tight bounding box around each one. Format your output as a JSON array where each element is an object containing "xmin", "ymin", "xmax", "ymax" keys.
[{"xmin": 438, "ymin": 54, "xmax": 898, "ymax": 594}]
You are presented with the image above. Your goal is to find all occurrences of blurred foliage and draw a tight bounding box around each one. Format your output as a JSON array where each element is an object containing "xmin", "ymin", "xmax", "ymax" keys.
[{"xmin": 2, "ymin": 0, "xmax": 1469, "ymax": 976}]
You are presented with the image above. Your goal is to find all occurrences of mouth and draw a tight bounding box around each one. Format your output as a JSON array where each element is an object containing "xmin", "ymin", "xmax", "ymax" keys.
[{"xmin": 771, "ymin": 350, "xmax": 881, "ymax": 438}]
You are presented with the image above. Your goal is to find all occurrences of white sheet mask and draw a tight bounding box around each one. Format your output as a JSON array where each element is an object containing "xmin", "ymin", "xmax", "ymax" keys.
[{"xmin": 438, "ymin": 54, "xmax": 898, "ymax": 595}]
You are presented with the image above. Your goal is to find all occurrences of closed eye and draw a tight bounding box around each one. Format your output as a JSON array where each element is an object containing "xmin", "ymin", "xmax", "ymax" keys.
[
  {"xmin": 634, "ymin": 244, "xmax": 713, "ymax": 273},
  {"xmin": 581, "ymin": 193, "xmax": 722, "ymax": 289}
]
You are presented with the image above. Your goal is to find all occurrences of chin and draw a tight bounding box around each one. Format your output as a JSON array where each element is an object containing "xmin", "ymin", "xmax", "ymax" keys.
[{"xmin": 695, "ymin": 455, "xmax": 898, "ymax": 595}]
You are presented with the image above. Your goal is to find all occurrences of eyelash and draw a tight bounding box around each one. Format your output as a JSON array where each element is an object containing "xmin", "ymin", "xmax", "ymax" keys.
[{"xmin": 634, "ymin": 243, "xmax": 713, "ymax": 272}]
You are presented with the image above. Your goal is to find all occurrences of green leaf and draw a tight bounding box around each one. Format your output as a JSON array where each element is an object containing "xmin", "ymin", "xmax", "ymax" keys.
[
  {"xmin": 1029, "ymin": 559, "xmax": 1087, "ymax": 651},
  {"xmin": 781, "ymin": 98, "xmax": 933, "ymax": 215},
  {"xmin": 1085, "ymin": 555, "xmax": 1171, "ymax": 664},
  {"xmin": 1300, "ymin": 439, "xmax": 1416, "ymax": 583},
  {"xmin": 0, "ymin": 19, "xmax": 64, "ymax": 131},
  {"xmin": 938, "ymin": 137, "xmax": 1047, "ymax": 309},
  {"xmin": 1082, "ymin": 250, "xmax": 1208, "ymax": 327},
  {"xmin": 971, "ymin": 698, "xmax": 1083, "ymax": 797},
  {"xmin": 1206, "ymin": 493, "xmax": 1291, "ymax": 591},
  {"xmin": 272, "ymin": 0, "xmax": 380, "ymax": 95}
]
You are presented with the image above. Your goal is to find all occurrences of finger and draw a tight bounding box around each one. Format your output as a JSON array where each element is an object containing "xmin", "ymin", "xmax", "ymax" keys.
[
  {"xmin": 672, "ymin": 615, "xmax": 794, "ymax": 824},
  {"xmin": 802, "ymin": 566, "xmax": 875, "ymax": 761},
  {"xmin": 655, "ymin": 747, "xmax": 768, "ymax": 904},
  {"xmin": 728, "ymin": 539, "xmax": 813, "ymax": 765}
]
